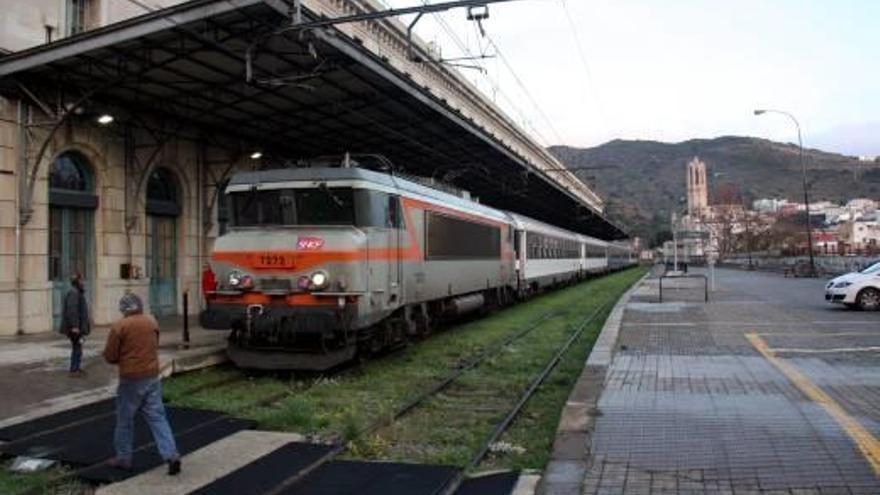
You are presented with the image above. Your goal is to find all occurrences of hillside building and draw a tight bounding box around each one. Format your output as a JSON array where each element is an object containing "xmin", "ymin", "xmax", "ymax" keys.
[{"xmin": 840, "ymin": 216, "xmax": 880, "ymax": 253}]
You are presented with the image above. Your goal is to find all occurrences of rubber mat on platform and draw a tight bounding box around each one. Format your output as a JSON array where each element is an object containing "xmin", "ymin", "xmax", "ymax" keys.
[
  {"xmin": 79, "ymin": 416, "xmax": 256, "ymax": 483},
  {"xmin": 1, "ymin": 403, "xmax": 255, "ymax": 483},
  {"xmin": 454, "ymin": 471, "xmax": 521, "ymax": 495},
  {"xmin": 279, "ymin": 460, "xmax": 459, "ymax": 495},
  {"xmin": 0, "ymin": 398, "xmax": 114, "ymax": 441},
  {"xmin": 3, "ymin": 407, "xmax": 230, "ymax": 462},
  {"xmin": 189, "ymin": 442, "xmax": 336, "ymax": 495}
]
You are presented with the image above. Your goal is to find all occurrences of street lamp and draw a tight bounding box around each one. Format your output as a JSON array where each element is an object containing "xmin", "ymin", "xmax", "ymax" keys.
[{"xmin": 753, "ymin": 108, "xmax": 815, "ymax": 276}]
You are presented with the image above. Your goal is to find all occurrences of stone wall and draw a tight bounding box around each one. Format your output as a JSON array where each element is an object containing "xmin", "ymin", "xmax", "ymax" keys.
[
  {"xmin": 721, "ymin": 255, "xmax": 877, "ymax": 277},
  {"xmin": 0, "ymin": 98, "xmax": 248, "ymax": 335}
]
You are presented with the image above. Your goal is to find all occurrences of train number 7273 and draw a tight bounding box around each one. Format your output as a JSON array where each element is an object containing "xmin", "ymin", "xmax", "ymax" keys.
[{"xmin": 256, "ymin": 254, "xmax": 292, "ymax": 267}]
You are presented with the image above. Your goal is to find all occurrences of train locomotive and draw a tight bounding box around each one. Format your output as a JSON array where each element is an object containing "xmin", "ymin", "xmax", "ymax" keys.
[{"xmin": 200, "ymin": 166, "xmax": 634, "ymax": 370}]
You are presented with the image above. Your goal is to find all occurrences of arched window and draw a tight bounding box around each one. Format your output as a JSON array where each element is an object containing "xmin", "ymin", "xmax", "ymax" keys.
[
  {"xmin": 146, "ymin": 167, "xmax": 180, "ymax": 217},
  {"xmin": 48, "ymin": 151, "xmax": 97, "ymax": 328},
  {"xmin": 48, "ymin": 151, "xmax": 98, "ymax": 209},
  {"xmin": 50, "ymin": 151, "xmax": 91, "ymax": 191}
]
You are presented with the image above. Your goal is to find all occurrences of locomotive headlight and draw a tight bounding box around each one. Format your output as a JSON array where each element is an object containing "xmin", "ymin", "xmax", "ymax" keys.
[
  {"xmin": 309, "ymin": 270, "xmax": 329, "ymax": 289},
  {"xmin": 228, "ymin": 271, "xmax": 254, "ymax": 289}
]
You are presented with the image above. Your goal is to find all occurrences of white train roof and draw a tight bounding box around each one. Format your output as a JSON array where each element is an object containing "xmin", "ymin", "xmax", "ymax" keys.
[
  {"xmin": 227, "ymin": 167, "xmax": 621, "ymax": 243},
  {"xmin": 505, "ymin": 212, "xmax": 607, "ymax": 246}
]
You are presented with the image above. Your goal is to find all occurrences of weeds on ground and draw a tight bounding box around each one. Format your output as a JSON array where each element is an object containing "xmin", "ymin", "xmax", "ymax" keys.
[
  {"xmin": 0, "ymin": 461, "xmax": 89, "ymax": 495},
  {"xmin": 163, "ymin": 267, "xmax": 647, "ymax": 471}
]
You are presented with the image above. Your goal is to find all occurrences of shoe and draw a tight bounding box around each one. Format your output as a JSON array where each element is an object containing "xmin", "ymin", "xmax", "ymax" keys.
[
  {"xmin": 106, "ymin": 458, "xmax": 132, "ymax": 471},
  {"xmin": 68, "ymin": 370, "xmax": 86, "ymax": 378},
  {"xmin": 167, "ymin": 458, "xmax": 181, "ymax": 476}
]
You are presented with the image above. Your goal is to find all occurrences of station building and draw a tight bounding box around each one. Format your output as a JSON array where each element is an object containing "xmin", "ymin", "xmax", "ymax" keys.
[{"xmin": 0, "ymin": 0, "xmax": 621, "ymax": 336}]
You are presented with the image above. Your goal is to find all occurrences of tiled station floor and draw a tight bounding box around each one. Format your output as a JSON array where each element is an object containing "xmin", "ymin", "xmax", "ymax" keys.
[{"xmin": 583, "ymin": 268, "xmax": 880, "ymax": 495}]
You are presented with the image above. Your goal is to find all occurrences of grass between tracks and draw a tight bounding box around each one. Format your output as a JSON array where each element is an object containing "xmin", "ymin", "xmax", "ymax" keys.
[
  {"xmin": 364, "ymin": 267, "xmax": 646, "ymax": 469},
  {"xmin": 0, "ymin": 460, "xmax": 87, "ymax": 495},
  {"xmin": 0, "ymin": 268, "xmax": 644, "ymax": 493},
  {"xmin": 165, "ymin": 267, "xmax": 645, "ymax": 471}
]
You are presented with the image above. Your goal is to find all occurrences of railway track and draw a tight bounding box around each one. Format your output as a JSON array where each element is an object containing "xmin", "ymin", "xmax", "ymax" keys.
[
  {"xmin": 8, "ymin": 266, "xmax": 639, "ymax": 495},
  {"xmin": 13, "ymin": 304, "xmax": 572, "ymax": 495},
  {"xmin": 256, "ymin": 297, "xmax": 615, "ymax": 495}
]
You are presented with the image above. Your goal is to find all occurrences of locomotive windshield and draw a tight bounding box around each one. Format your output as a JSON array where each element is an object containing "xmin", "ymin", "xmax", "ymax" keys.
[
  {"xmin": 231, "ymin": 187, "xmax": 355, "ymax": 226},
  {"xmin": 230, "ymin": 186, "xmax": 400, "ymax": 228}
]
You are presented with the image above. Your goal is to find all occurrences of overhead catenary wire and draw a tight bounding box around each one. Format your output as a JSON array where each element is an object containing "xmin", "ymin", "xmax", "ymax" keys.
[
  {"xmin": 416, "ymin": 0, "xmax": 563, "ymax": 147},
  {"xmin": 558, "ymin": 0, "xmax": 611, "ymax": 142},
  {"xmin": 482, "ymin": 33, "xmax": 567, "ymax": 145}
]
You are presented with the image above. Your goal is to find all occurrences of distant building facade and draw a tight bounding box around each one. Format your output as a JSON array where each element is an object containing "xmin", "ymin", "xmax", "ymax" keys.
[{"xmin": 686, "ymin": 157, "xmax": 709, "ymax": 217}]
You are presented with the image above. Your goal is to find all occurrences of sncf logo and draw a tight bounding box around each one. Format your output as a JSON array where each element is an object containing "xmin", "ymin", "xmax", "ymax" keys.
[{"xmin": 297, "ymin": 236, "xmax": 325, "ymax": 250}]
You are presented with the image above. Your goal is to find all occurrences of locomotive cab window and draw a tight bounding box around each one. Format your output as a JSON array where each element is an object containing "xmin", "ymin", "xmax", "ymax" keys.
[
  {"xmin": 354, "ymin": 189, "xmax": 401, "ymax": 228},
  {"xmin": 231, "ymin": 187, "xmax": 355, "ymax": 226},
  {"xmin": 230, "ymin": 186, "xmax": 402, "ymax": 228}
]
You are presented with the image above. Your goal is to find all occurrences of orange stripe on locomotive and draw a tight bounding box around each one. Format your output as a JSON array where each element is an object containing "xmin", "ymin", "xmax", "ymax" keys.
[{"xmin": 211, "ymin": 195, "xmax": 513, "ymax": 272}]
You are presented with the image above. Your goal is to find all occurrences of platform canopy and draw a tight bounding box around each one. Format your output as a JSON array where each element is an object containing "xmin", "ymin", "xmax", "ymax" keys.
[{"xmin": 0, "ymin": 0, "xmax": 627, "ymax": 240}]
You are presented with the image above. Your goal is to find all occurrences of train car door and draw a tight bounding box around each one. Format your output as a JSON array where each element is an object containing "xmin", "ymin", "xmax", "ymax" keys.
[
  {"xmin": 389, "ymin": 195, "xmax": 402, "ymax": 305},
  {"xmin": 363, "ymin": 190, "xmax": 401, "ymax": 309},
  {"xmin": 514, "ymin": 229, "xmax": 525, "ymax": 294}
]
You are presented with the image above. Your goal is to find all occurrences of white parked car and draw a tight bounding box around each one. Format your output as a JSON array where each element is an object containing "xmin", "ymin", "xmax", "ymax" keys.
[{"xmin": 825, "ymin": 261, "xmax": 880, "ymax": 310}]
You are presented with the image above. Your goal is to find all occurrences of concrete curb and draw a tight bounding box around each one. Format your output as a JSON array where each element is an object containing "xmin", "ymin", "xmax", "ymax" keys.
[
  {"xmin": 159, "ymin": 347, "xmax": 229, "ymax": 378},
  {"xmin": 0, "ymin": 346, "xmax": 227, "ymax": 431},
  {"xmin": 537, "ymin": 271, "xmax": 651, "ymax": 495}
]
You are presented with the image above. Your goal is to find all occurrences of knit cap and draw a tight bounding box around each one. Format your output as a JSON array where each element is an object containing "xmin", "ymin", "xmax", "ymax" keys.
[{"xmin": 118, "ymin": 292, "xmax": 143, "ymax": 315}]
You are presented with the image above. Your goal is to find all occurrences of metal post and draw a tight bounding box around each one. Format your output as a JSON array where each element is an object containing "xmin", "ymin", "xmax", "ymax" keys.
[
  {"xmin": 182, "ymin": 290, "xmax": 190, "ymax": 346},
  {"xmin": 796, "ymin": 123, "xmax": 816, "ymax": 277},
  {"xmin": 15, "ymin": 101, "xmax": 28, "ymax": 335},
  {"xmin": 754, "ymin": 109, "xmax": 814, "ymax": 276},
  {"xmin": 704, "ymin": 275, "xmax": 709, "ymax": 302},
  {"xmin": 672, "ymin": 212, "xmax": 679, "ymax": 273},
  {"xmin": 709, "ymin": 261, "xmax": 715, "ymax": 292},
  {"xmin": 745, "ymin": 211, "xmax": 753, "ymax": 270}
]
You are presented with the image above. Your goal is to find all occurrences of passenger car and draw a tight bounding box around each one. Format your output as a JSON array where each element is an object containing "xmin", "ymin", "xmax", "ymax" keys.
[{"xmin": 825, "ymin": 261, "xmax": 880, "ymax": 310}]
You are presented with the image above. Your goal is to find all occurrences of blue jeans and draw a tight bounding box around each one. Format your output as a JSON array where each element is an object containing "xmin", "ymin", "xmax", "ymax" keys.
[
  {"xmin": 114, "ymin": 377, "xmax": 179, "ymax": 463},
  {"xmin": 69, "ymin": 335, "xmax": 82, "ymax": 372}
]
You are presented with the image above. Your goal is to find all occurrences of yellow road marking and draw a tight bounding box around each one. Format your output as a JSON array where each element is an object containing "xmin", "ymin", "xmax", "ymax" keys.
[
  {"xmin": 746, "ymin": 332, "xmax": 880, "ymax": 476},
  {"xmin": 771, "ymin": 346, "xmax": 880, "ymax": 354},
  {"xmin": 755, "ymin": 332, "xmax": 879, "ymax": 337}
]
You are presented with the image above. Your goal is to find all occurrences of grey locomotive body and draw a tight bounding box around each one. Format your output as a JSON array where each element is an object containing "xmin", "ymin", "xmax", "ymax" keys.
[{"xmin": 201, "ymin": 167, "xmax": 631, "ymax": 370}]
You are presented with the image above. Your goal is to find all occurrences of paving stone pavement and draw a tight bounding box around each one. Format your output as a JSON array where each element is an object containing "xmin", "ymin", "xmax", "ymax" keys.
[{"xmin": 566, "ymin": 268, "xmax": 880, "ymax": 495}]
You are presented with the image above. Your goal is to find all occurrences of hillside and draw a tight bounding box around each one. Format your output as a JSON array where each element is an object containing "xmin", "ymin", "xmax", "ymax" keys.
[{"xmin": 549, "ymin": 136, "xmax": 880, "ymax": 246}]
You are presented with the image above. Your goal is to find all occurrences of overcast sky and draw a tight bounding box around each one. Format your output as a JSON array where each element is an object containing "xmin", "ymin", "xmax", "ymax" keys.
[{"xmin": 385, "ymin": 0, "xmax": 880, "ymax": 156}]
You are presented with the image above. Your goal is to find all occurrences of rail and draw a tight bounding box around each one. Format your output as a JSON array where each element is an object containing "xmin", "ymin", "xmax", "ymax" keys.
[
  {"xmin": 19, "ymin": 292, "xmax": 618, "ymax": 494},
  {"xmin": 16, "ymin": 305, "xmax": 567, "ymax": 494}
]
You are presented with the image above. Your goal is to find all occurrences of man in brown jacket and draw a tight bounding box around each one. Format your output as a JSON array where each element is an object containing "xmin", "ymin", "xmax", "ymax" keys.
[{"xmin": 104, "ymin": 292, "xmax": 181, "ymax": 475}]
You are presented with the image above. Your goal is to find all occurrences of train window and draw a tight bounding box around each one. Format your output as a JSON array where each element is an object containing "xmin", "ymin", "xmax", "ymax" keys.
[
  {"xmin": 425, "ymin": 211, "xmax": 500, "ymax": 260},
  {"xmin": 389, "ymin": 195, "xmax": 402, "ymax": 228},
  {"xmin": 354, "ymin": 190, "xmax": 390, "ymax": 228},
  {"xmin": 231, "ymin": 187, "xmax": 354, "ymax": 226},
  {"xmin": 298, "ymin": 188, "xmax": 355, "ymax": 225},
  {"xmin": 232, "ymin": 189, "xmax": 283, "ymax": 226}
]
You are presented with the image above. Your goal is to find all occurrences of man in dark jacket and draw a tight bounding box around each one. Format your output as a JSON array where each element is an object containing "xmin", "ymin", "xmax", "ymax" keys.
[{"xmin": 60, "ymin": 272, "xmax": 90, "ymax": 376}]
